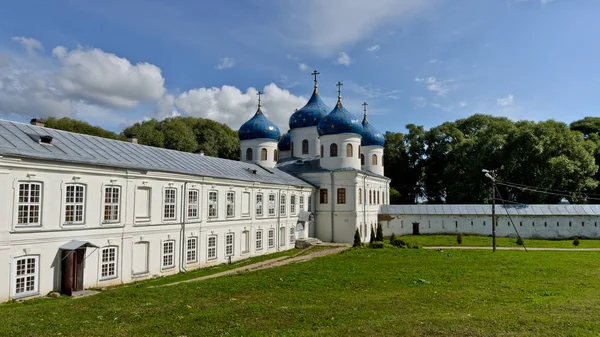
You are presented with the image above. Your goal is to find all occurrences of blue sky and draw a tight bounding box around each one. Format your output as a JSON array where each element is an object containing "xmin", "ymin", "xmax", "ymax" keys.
[{"xmin": 0, "ymin": 0, "xmax": 599, "ymax": 134}]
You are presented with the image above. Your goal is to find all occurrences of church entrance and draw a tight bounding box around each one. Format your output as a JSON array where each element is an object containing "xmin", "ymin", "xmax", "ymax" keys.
[
  {"xmin": 59, "ymin": 240, "xmax": 98, "ymax": 296},
  {"xmin": 412, "ymin": 222, "xmax": 420, "ymax": 235}
]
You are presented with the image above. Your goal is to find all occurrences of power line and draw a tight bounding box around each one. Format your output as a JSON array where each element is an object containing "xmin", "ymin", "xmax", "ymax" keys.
[
  {"xmin": 496, "ymin": 181, "xmax": 600, "ymax": 201},
  {"xmin": 496, "ymin": 179, "xmax": 600, "ymax": 197},
  {"xmin": 494, "ymin": 184, "xmax": 528, "ymax": 252}
]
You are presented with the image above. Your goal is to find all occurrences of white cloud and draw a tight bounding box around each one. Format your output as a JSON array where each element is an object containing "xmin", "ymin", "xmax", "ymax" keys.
[
  {"xmin": 459, "ymin": 101, "xmax": 467, "ymax": 108},
  {"xmin": 215, "ymin": 57, "xmax": 235, "ymax": 70},
  {"xmin": 348, "ymin": 82, "xmax": 399, "ymax": 100},
  {"xmin": 0, "ymin": 54, "xmax": 11, "ymax": 67},
  {"xmin": 11, "ymin": 36, "xmax": 44, "ymax": 56},
  {"xmin": 53, "ymin": 46, "xmax": 166, "ymax": 109},
  {"xmin": 429, "ymin": 59, "xmax": 438, "ymax": 64},
  {"xmin": 298, "ymin": 63, "xmax": 310, "ymax": 71},
  {"xmin": 411, "ymin": 96, "xmax": 427, "ymax": 108},
  {"xmin": 334, "ymin": 52, "xmax": 352, "ymax": 66},
  {"xmin": 367, "ymin": 44, "xmax": 380, "ymax": 52},
  {"xmin": 282, "ymin": 0, "xmax": 436, "ymax": 52},
  {"xmin": 414, "ymin": 76, "xmax": 452, "ymax": 95},
  {"xmin": 497, "ymin": 94, "xmax": 514, "ymax": 107}
]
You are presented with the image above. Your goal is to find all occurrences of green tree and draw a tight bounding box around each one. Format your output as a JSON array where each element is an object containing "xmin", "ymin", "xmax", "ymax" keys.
[
  {"xmin": 44, "ymin": 117, "xmax": 124, "ymax": 140},
  {"xmin": 353, "ymin": 229, "xmax": 362, "ymax": 247},
  {"xmin": 370, "ymin": 226, "xmax": 376, "ymax": 244},
  {"xmin": 376, "ymin": 223, "xmax": 383, "ymax": 241},
  {"xmin": 122, "ymin": 119, "xmax": 165, "ymax": 147}
]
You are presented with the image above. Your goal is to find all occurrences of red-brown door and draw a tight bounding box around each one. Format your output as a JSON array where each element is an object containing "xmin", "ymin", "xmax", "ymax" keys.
[{"xmin": 61, "ymin": 249, "xmax": 85, "ymax": 296}]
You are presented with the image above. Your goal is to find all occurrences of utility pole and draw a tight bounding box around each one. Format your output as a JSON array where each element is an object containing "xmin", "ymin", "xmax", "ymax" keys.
[{"xmin": 482, "ymin": 169, "xmax": 497, "ymax": 252}]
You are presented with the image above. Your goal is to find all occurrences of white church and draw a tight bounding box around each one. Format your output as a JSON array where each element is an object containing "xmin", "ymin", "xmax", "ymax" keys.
[{"xmin": 0, "ymin": 71, "xmax": 390, "ymax": 301}]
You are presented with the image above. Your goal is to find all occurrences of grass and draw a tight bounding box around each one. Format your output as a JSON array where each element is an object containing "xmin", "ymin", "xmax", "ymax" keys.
[
  {"xmin": 395, "ymin": 234, "xmax": 600, "ymax": 248},
  {"xmin": 3, "ymin": 247, "xmax": 600, "ymax": 336}
]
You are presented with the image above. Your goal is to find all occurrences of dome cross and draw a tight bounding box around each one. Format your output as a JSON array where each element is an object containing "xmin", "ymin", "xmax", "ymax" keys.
[
  {"xmin": 311, "ymin": 70, "xmax": 320, "ymax": 89},
  {"xmin": 336, "ymin": 81, "xmax": 343, "ymax": 106}
]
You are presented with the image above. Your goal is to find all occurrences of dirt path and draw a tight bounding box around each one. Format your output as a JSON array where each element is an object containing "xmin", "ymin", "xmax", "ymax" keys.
[
  {"xmin": 157, "ymin": 245, "xmax": 350, "ymax": 288},
  {"xmin": 423, "ymin": 246, "xmax": 600, "ymax": 251}
]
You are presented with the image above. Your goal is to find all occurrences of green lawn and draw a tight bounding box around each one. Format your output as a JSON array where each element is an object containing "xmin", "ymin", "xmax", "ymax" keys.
[
  {"xmin": 395, "ymin": 234, "xmax": 600, "ymax": 248},
  {"xmin": 3, "ymin": 248, "xmax": 600, "ymax": 336}
]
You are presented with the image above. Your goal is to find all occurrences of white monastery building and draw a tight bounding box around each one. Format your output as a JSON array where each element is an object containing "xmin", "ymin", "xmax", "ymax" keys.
[{"xmin": 0, "ymin": 71, "xmax": 390, "ymax": 301}]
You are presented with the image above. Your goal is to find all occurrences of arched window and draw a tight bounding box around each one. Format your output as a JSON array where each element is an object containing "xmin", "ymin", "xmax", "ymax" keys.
[
  {"xmin": 291, "ymin": 142, "xmax": 294, "ymax": 155},
  {"xmin": 273, "ymin": 149, "xmax": 278, "ymax": 162},
  {"xmin": 346, "ymin": 144, "xmax": 353, "ymax": 157},
  {"xmin": 372, "ymin": 154, "xmax": 378, "ymax": 165},
  {"xmin": 358, "ymin": 145, "xmax": 361, "ymax": 158},
  {"xmin": 246, "ymin": 148, "xmax": 253, "ymax": 161},
  {"xmin": 360, "ymin": 154, "xmax": 365, "ymax": 165},
  {"xmin": 261, "ymin": 148, "xmax": 267, "ymax": 161},
  {"xmin": 321, "ymin": 145, "xmax": 324, "ymax": 157},
  {"xmin": 369, "ymin": 190, "xmax": 372, "ymax": 204},
  {"xmin": 302, "ymin": 140, "xmax": 309, "ymax": 155},
  {"xmin": 330, "ymin": 143, "xmax": 338, "ymax": 157}
]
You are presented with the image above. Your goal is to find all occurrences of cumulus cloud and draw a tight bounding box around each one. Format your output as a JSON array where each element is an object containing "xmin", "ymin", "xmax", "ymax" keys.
[
  {"xmin": 0, "ymin": 54, "xmax": 11, "ymax": 67},
  {"xmin": 497, "ymin": 94, "xmax": 514, "ymax": 107},
  {"xmin": 414, "ymin": 76, "xmax": 452, "ymax": 95},
  {"xmin": 12, "ymin": 36, "xmax": 44, "ymax": 56},
  {"xmin": 298, "ymin": 62, "xmax": 310, "ymax": 71},
  {"xmin": 52, "ymin": 46, "xmax": 165, "ymax": 109},
  {"xmin": 334, "ymin": 52, "xmax": 352, "ymax": 66},
  {"xmin": 459, "ymin": 101, "xmax": 467, "ymax": 108},
  {"xmin": 367, "ymin": 44, "xmax": 380, "ymax": 52},
  {"xmin": 215, "ymin": 57, "xmax": 235, "ymax": 70}
]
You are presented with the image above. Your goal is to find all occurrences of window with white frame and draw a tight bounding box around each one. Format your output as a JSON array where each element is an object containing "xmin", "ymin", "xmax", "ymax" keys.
[
  {"xmin": 268, "ymin": 228, "xmax": 275, "ymax": 248},
  {"xmin": 17, "ymin": 182, "xmax": 42, "ymax": 226},
  {"xmin": 188, "ymin": 190, "xmax": 199, "ymax": 219},
  {"xmin": 242, "ymin": 192, "xmax": 250, "ymax": 216},
  {"xmin": 207, "ymin": 235, "xmax": 217, "ymax": 259},
  {"xmin": 242, "ymin": 230, "xmax": 250, "ymax": 253},
  {"xmin": 186, "ymin": 237, "xmax": 198, "ymax": 263},
  {"xmin": 256, "ymin": 193, "xmax": 264, "ymax": 216},
  {"xmin": 299, "ymin": 195, "xmax": 304, "ymax": 212},
  {"xmin": 135, "ymin": 187, "xmax": 151, "ymax": 221},
  {"xmin": 162, "ymin": 241, "xmax": 175, "ymax": 269},
  {"xmin": 279, "ymin": 227, "xmax": 286, "ymax": 246},
  {"xmin": 290, "ymin": 195, "xmax": 296, "ymax": 215},
  {"xmin": 290, "ymin": 227, "xmax": 295, "ymax": 244},
  {"xmin": 208, "ymin": 191, "xmax": 218, "ymax": 218},
  {"xmin": 100, "ymin": 247, "xmax": 117, "ymax": 279},
  {"xmin": 268, "ymin": 194, "xmax": 276, "ymax": 216},
  {"xmin": 256, "ymin": 230, "xmax": 263, "ymax": 250},
  {"xmin": 64, "ymin": 184, "xmax": 86, "ymax": 224},
  {"xmin": 14, "ymin": 256, "xmax": 38, "ymax": 297},
  {"xmin": 226, "ymin": 191, "xmax": 235, "ymax": 217},
  {"xmin": 163, "ymin": 188, "xmax": 176, "ymax": 220},
  {"xmin": 280, "ymin": 194, "xmax": 286, "ymax": 215},
  {"xmin": 103, "ymin": 186, "xmax": 120, "ymax": 223},
  {"xmin": 225, "ymin": 233, "xmax": 234, "ymax": 256}
]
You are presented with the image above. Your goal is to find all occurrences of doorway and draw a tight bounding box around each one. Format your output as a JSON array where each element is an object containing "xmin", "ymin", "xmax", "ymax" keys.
[
  {"xmin": 412, "ymin": 222, "xmax": 420, "ymax": 235},
  {"xmin": 61, "ymin": 248, "xmax": 85, "ymax": 296}
]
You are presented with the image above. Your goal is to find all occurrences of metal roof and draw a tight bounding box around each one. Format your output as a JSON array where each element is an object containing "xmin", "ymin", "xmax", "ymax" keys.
[
  {"xmin": 0, "ymin": 120, "xmax": 312, "ymax": 187},
  {"xmin": 276, "ymin": 156, "xmax": 390, "ymax": 180},
  {"xmin": 59, "ymin": 240, "xmax": 99, "ymax": 250},
  {"xmin": 380, "ymin": 204, "xmax": 600, "ymax": 216}
]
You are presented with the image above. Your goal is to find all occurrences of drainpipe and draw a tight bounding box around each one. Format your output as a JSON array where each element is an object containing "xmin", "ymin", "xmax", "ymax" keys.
[
  {"xmin": 180, "ymin": 182, "xmax": 188, "ymax": 274},
  {"xmin": 330, "ymin": 171, "xmax": 335, "ymax": 243},
  {"xmin": 363, "ymin": 174, "xmax": 367, "ymax": 242}
]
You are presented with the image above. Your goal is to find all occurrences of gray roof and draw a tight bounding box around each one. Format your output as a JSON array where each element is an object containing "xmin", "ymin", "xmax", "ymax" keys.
[
  {"xmin": 0, "ymin": 120, "xmax": 312, "ymax": 187},
  {"xmin": 380, "ymin": 204, "xmax": 600, "ymax": 216},
  {"xmin": 277, "ymin": 156, "xmax": 390, "ymax": 180}
]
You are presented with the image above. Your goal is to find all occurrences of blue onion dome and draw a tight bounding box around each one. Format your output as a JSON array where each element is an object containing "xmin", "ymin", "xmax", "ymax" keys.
[
  {"xmin": 278, "ymin": 132, "xmax": 291, "ymax": 151},
  {"xmin": 289, "ymin": 89, "xmax": 329, "ymax": 129},
  {"xmin": 361, "ymin": 111, "xmax": 385, "ymax": 147},
  {"xmin": 238, "ymin": 94, "xmax": 281, "ymax": 141},
  {"xmin": 317, "ymin": 83, "xmax": 362, "ymax": 136}
]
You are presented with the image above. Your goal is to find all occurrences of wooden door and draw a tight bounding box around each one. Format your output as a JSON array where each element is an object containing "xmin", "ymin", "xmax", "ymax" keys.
[
  {"xmin": 61, "ymin": 250, "xmax": 74, "ymax": 296},
  {"xmin": 412, "ymin": 222, "xmax": 420, "ymax": 235},
  {"xmin": 74, "ymin": 249, "xmax": 85, "ymax": 292}
]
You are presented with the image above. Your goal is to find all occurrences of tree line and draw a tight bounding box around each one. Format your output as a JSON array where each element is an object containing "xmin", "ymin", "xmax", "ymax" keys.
[{"xmin": 42, "ymin": 114, "xmax": 600, "ymax": 205}]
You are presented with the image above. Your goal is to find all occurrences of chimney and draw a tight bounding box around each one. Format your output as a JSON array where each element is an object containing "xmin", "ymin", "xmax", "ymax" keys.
[
  {"xmin": 199, "ymin": 150, "xmax": 205, "ymax": 156},
  {"xmin": 30, "ymin": 118, "xmax": 45, "ymax": 127},
  {"xmin": 127, "ymin": 134, "xmax": 138, "ymax": 144}
]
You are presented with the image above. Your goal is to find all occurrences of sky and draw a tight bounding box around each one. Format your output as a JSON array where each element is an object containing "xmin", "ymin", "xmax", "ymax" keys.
[{"xmin": 0, "ymin": 0, "xmax": 599, "ymax": 134}]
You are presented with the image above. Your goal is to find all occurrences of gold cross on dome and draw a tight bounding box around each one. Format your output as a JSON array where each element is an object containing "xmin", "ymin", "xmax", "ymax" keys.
[
  {"xmin": 311, "ymin": 70, "xmax": 320, "ymax": 89},
  {"xmin": 257, "ymin": 91, "xmax": 263, "ymax": 107}
]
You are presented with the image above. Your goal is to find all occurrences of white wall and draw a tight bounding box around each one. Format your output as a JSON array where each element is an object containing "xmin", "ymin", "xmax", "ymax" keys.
[
  {"xmin": 290, "ymin": 127, "xmax": 320, "ymax": 158},
  {"xmin": 361, "ymin": 145, "xmax": 384, "ymax": 176},
  {"xmin": 319, "ymin": 134, "xmax": 362, "ymax": 170},
  {"xmin": 239, "ymin": 139, "xmax": 278, "ymax": 168}
]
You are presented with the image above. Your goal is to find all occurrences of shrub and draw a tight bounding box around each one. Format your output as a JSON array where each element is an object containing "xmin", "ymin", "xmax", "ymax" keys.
[
  {"xmin": 370, "ymin": 226, "xmax": 376, "ymax": 244},
  {"xmin": 516, "ymin": 237, "xmax": 524, "ymax": 246},
  {"xmin": 573, "ymin": 236, "xmax": 580, "ymax": 247},
  {"xmin": 412, "ymin": 244, "xmax": 420, "ymax": 249},
  {"xmin": 353, "ymin": 229, "xmax": 362, "ymax": 247},
  {"xmin": 376, "ymin": 223, "xmax": 384, "ymax": 242},
  {"xmin": 369, "ymin": 241, "xmax": 384, "ymax": 249},
  {"xmin": 457, "ymin": 233, "xmax": 463, "ymax": 245},
  {"xmin": 389, "ymin": 233, "xmax": 396, "ymax": 243},
  {"xmin": 390, "ymin": 238, "xmax": 407, "ymax": 248}
]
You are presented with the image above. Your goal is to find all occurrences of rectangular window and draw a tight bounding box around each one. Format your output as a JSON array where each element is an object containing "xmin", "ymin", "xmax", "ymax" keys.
[
  {"xmin": 290, "ymin": 195, "xmax": 296, "ymax": 215},
  {"xmin": 279, "ymin": 227, "xmax": 286, "ymax": 246},
  {"xmin": 17, "ymin": 182, "xmax": 42, "ymax": 226},
  {"xmin": 14, "ymin": 256, "xmax": 38, "ymax": 297},
  {"xmin": 135, "ymin": 187, "xmax": 151, "ymax": 221},
  {"xmin": 268, "ymin": 194, "xmax": 276, "ymax": 216},
  {"xmin": 290, "ymin": 227, "xmax": 295, "ymax": 244},
  {"xmin": 163, "ymin": 188, "xmax": 176, "ymax": 220},
  {"xmin": 377, "ymin": 191, "xmax": 380, "ymax": 204},
  {"xmin": 256, "ymin": 230, "xmax": 263, "ymax": 250},
  {"xmin": 256, "ymin": 193, "xmax": 264, "ymax": 216},
  {"xmin": 320, "ymin": 189, "xmax": 328, "ymax": 204},
  {"xmin": 242, "ymin": 230, "xmax": 250, "ymax": 253},
  {"xmin": 100, "ymin": 247, "xmax": 117, "ymax": 279},
  {"xmin": 186, "ymin": 237, "xmax": 198, "ymax": 263},
  {"xmin": 225, "ymin": 233, "xmax": 234, "ymax": 256},
  {"xmin": 226, "ymin": 191, "xmax": 235, "ymax": 217},
  {"xmin": 369, "ymin": 190, "xmax": 372, "ymax": 204},
  {"xmin": 268, "ymin": 228, "xmax": 275, "ymax": 248},
  {"xmin": 103, "ymin": 186, "xmax": 120, "ymax": 223},
  {"xmin": 358, "ymin": 188, "xmax": 362, "ymax": 204},
  {"xmin": 308, "ymin": 196, "xmax": 312, "ymax": 211},
  {"xmin": 280, "ymin": 194, "xmax": 286, "ymax": 215},
  {"xmin": 242, "ymin": 192, "xmax": 250, "ymax": 216},
  {"xmin": 337, "ymin": 188, "xmax": 346, "ymax": 204},
  {"xmin": 162, "ymin": 241, "xmax": 175, "ymax": 269},
  {"xmin": 208, "ymin": 191, "xmax": 218, "ymax": 218},
  {"xmin": 299, "ymin": 195, "xmax": 304, "ymax": 212},
  {"xmin": 188, "ymin": 190, "xmax": 199, "ymax": 219},
  {"xmin": 64, "ymin": 184, "xmax": 86, "ymax": 224},
  {"xmin": 207, "ymin": 235, "xmax": 217, "ymax": 260}
]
